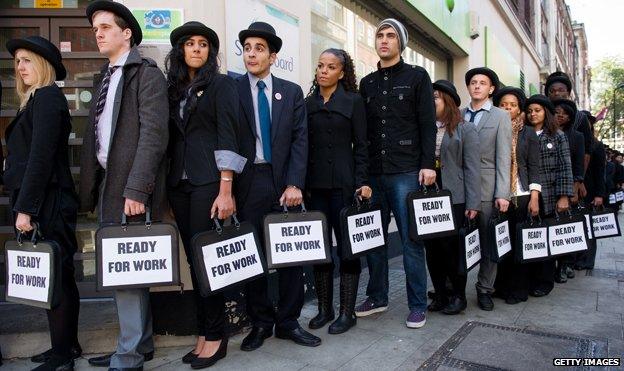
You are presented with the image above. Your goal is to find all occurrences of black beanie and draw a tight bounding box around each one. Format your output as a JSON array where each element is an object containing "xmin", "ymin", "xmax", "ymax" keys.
[{"xmin": 525, "ymin": 94, "xmax": 555, "ymax": 115}]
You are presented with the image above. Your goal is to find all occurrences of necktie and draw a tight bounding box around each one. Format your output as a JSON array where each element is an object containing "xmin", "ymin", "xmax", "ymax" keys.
[
  {"xmin": 94, "ymin": 65, "xmax": 120, "ymax": 153},
  {"xmin": 257, "ymin": 80, "xmax": 272, "ymax": 163},
  {"xmin": 468, "ymin": 108, "xmax": 484, "ymax": 124}
]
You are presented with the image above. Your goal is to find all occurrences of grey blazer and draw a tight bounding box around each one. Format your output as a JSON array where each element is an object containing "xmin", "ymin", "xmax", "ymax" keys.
[
  {"xmin": 460, "ymin": 105, "xmax": 512, "ymax": 202},
  {"xmin": 439, "ymin": 122, "xmax": 482, "ymax": 211}
]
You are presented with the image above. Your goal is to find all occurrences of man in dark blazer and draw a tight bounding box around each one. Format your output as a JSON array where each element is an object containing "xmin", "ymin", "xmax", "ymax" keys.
[
  {"xmin": 79, "ymin": 2, "xmax": 168, "ymax": 370},
  {"xmin": 234, "ymin": 22, "xmax": 320, "ymax": 351}
]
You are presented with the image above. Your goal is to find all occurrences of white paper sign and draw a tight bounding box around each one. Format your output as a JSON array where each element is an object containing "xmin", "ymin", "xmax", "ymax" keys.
[
  {"xmin": 609, "ymin": 194, "xmax": 617, "ymax": 204},
  {"xmin": 347, "ymin": 210, "xmax": 385, "ymax": 254},
  {"xmin": 7, "ymin": 250, "xmax": 51, "ymax": 303},
  {"xmin": 592, "ymin": 213, "xmax": 621, "ymax": 238},
  {"xmin": 495, "ymin": 220, "xmax": 512, "ymax": 258},
  {"xmin": 268, "ymin": 220, "xmax": 326, "ymax": 264},
  {"xmin": 100, "ymin": 235, "xmax": 173, "ymax": 287},
  {"xmin": 202, "ymin": 232, "xmax": 264, "ymax": 291},
  {"xmin": 521, "ymin": 227, "xmax": 549, "ymax": 260},
  {"xmin": 412, "ymin": 196, "xmax": 455, "ymax": 236},
  {"xmin": 616, "ymin": 191, "xmax": 624, "ymax": 202},
  {"xmin": 584, "ymin": 214, "xmax": 594, "ymax": 239},
  {"xmin": 464, "ymin": 229, "xmax": 481, "ymax": 269},
  {"xmin": 548, "ymin": 221, "xmax": 588, "ymax": 256}
]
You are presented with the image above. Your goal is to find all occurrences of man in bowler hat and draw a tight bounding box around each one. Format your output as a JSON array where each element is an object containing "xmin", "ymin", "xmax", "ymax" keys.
[
  {"xmin": 79, "ymin": 1, "xmax": 169, "ymax": 370},
  {"xmin": 234, "ymin": 21, "xmax": 321, "ymax": 350}
]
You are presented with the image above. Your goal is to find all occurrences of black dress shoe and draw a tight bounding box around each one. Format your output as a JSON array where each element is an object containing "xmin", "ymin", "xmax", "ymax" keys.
[
  {"xmin": 530, "ymin": 288, "xmax": 548, "ymax": 297},
  {"xmin": 182, "ymin": 350, "xmax": 198, "ymax": 364},
  {"xmin": 240, "ymin": 327, "xmax": 273, "ymax": 351},
  {"xmin": 88, "ymin": 351, "xmax": 153, "ymax": 367},
  {"xmin": 505, "ymin": 295, "xmax": 528, "ymax": 305},
  {"xmin": 555, "ymin": 268, "xmax": 568, "ymax": 283},
  {"xmin": 427, "ymin": 290, "xmax": 436, "ymax": 300},
  {"xmin": 31, "ymin": 357, "xmax": 74, "ymax": 371},
  {"xmin": 565, "ymin": 265, "xmax": 575, "ymax": 278},
  {"xmin": 477, "ymin": 293, "xmax": 494, "ymax": 311},
  {"xmin": 275, "ymin": 326, "xmax": 321, "ymax": 347},
  {"xmin": 427, "ymin": 297, "xmax": 447, "ymax": 312},
  {"xmin": 442, "ymin": 296, "xmax": 467, "ymax": 315},
  {"xmin": 31, "ymin": 345, "xmax": 82, "ymax": 364},
  {"xmin": 191, "ymin": 339, "xmax": 228, "ymax": 369}
]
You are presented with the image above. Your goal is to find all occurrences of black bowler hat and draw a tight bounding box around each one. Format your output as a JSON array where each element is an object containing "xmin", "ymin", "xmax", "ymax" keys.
[
  {"xmin": 86, "ymin": 0, "xmax": 143, "ymax": 46},
  {"xmin": 552, "ymin": 98, "xmax": 577, "ymax": 119},
  {"xmin": 493, "ymin": 86, "xmax": 526, "ymax": 109},
  {"xmin": 6, "ymin": 36, "xmax": 66, "ymax": 80},
  {"xmin": 432, "ymin": 79, "xmax": 461, "ymax": 107},
  {"xmin": 170, "ymin": 21, "xmax": 220, "ymax": 52},
  {"xmin": 239, "ymin": 21, "xmax": 282, "ymax": 53},
  {"xmin": 465, "ymin": 67, "xmax": 500, "ymax": 95},
  {"xmin": 525, "ymin": 94, "xmax": 555, "ymax": 115},
  {"xmin": 545, "ymin": 71, "xmax": 572, "ymax": 95}
]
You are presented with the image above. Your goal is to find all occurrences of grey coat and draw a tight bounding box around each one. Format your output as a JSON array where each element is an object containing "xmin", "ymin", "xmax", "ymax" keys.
[
  {"xmin": 439, "ymin": 122, "xmax": 482, "ymax": 211},
  {"xmin": 79, "ymin": 47, "xmax": 169, "ymax": 224},
  {"xmin": 461, "ymin": 105, "xmax": 512, "ymax": 202}
]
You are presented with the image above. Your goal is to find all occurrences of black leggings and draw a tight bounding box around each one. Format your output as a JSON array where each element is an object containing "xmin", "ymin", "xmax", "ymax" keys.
[{"xmin": 169, "ymin": 180, "xmax": 225, "ymax": 341}]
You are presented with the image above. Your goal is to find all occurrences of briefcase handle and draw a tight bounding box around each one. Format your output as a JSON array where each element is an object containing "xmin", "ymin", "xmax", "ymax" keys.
[
  {"xmin": 212, "ymin": 213, "xmax": 242, "ymax": 235},
  {"xmin": 17, "ymin": 222, "xmax": 42, "ymax": 247},
  {"xmin": 592, "ymin": 204, "xmax": 606, "ymax": 212},
  {"xmin": 352, "ymin": 191, "xmax": 372, "ymax": 210},
  {"xmin": 281, "ymin": 202, "xmax": 307, "ymax": 215},
  {"xmin": 462, "ymin": 216, "xmax": 477, "ymax": 231},
  {"xmin": 121, "ymin": 207, "xmax": 152, "ymax": 231},
  {"xmin": 553, "ymin": 209, "xmax": 573, "ymax": 221},
  {"xmin": 524, "ymin": 214, "xmax": 543, "ymax": 227},
  {"xmin": 491, "ymin": 208, "xmax": 507, "ymax": 222},
  {"xmin": 419, "ymin": 182, "xmax": 441, "ymax": 195}
]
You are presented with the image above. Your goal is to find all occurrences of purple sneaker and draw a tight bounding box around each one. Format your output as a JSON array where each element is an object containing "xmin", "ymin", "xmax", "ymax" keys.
[
  {"xmin": 405, "ymin": 310, "xmax": 426, "ymax": 328},
  {"xmin": 354, "ymin": 298, "xmax": 388, "ymax": 317}
]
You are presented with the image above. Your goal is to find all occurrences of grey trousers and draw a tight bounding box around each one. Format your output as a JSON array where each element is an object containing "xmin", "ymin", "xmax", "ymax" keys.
[
  {"xmin": 476, "ymin": 201, "xmax": 497, "ymax": 294},
  {"xmin": 109, "ymin": 288, "xmax": 154, "ymax": 368}
]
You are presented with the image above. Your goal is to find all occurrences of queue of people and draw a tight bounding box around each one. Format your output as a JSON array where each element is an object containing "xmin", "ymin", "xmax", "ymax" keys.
[{"xmin": 1, "ymin": 1, "xmax": 617, "ymax": 370}]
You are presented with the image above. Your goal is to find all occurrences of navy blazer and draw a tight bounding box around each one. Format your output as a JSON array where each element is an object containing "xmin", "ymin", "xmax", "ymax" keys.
[{"xmin": 235, "ymin": 73, "xmax": 308, "ymax": 204}]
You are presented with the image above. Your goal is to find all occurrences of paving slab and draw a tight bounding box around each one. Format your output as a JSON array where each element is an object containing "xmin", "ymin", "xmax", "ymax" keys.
[{"xmin": 338, "ymin": 335, "xmax": 425, "ymax": 371}]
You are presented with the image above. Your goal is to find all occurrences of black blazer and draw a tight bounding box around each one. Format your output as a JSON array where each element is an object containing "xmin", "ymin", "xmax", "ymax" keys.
[
  {"xmin": 3, "ymin": 85, "xmax": 74, "ymax": 216},
  {"xmin": 584, "ymin": 141, "xmax": 606, "ymax": 199},
  {"xmin": 305, "ymin": 85, "xmax": 368, "ymax": 193},
  {"xmin": 235, "ymin": 73, "xmax": 308, "ymax": 204},
  {"xmin": 516, "ymin": 126, "xmax": 541, "ymax": 192},
  {"xmin": 168, "ymin": 74, "xmax": 241, "ymax": 187},
  {"xmin": 563, "ymin": 127, "xmax": 585, "ymax": 182}
]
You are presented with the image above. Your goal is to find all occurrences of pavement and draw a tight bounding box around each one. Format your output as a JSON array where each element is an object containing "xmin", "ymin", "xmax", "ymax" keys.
[{"xmin": 2, "ymin": 215, "xmax": 624, "ymax": 370}]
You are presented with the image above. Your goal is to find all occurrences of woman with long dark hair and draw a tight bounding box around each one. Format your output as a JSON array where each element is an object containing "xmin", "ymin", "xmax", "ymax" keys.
[
  {"xmin": 424, "ymin": 80, "xmax": 480, "ymax": 315},
  {"xmin": 524, "ymin": 94, "xmax": 573, "ymax": 297},
  {"xmin": 305, "ymin": 48, "xmax": 370, "ymax": 334},
  {"xmin": 165, "ymin": 21, "xmax": 245, "ymax": 369},
  {"xmin": 5, "ymin": 36, "xmax": 80, "ymax": 371}
]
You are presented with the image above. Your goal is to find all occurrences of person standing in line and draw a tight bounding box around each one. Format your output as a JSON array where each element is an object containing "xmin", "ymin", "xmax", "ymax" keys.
[
  {"xmin": 165, "ymin": 21, "xmax": 246, "ymax": 369},
  {"xmin": 424, "ymin": 80, "xmax": 480, "ymax": 315},
  {"xmin": 491, "ymin": 87, "xmax": 541, "ymax": 304},
  {"xmin": 524, "ymin": 95, "xmax": 573, "ymax": 297},
  {"xmin": 234, "ymin": 21, "xmax": 321, "ymax": 351},
  {"xmin": 461, "ymin": 67, "xmax": 512, "ymax": 311},
  {"xmin": 354, "ymin": 18, "xmax": 437, "ymax": 329},
  {"xmin": 79, "ymin": 1, "xmax": 169, "ymax": 370},
  {"xmin": 5, "ymin": 36, "xmax": 80, "ymax": 371},
  {"xmin": 305, "ymin": 48, "xmax": 371, "ymax": 334}
]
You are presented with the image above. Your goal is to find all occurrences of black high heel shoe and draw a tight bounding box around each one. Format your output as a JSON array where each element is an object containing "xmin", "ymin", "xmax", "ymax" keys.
[{"xmin": 190, "ymin": 338, "xmax": 228, "ymax": 369}]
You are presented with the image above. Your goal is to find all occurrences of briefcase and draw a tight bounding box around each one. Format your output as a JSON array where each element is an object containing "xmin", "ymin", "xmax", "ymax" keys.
[
  {"xmin": 5, "ymin": 224, "xmax": 62, "ymax": 309},
  {"xmin": 590, "ymin": 206, "xmax": 621, "ymax": 239},
  {"xmin": 339, "ymin": 194, "xmax": 385, "ymax": 259},
  {"xmin": 95, "ymin": 210, "xmax": 180, "ymax": 291},
  {"xmin": 459, "ymin": 217, "xmax": 481, "ymax": 273},
  {"xmin": 544, "ymin": 211, "xmax": 589, "ymax": 257},
  {"xmin": 487, "ymin": 211, "xmax": 512, "ymax": 262},
  {"xmin": 263, "ymin": 203, "xmax": 331, "ymax": 269},
  {"xmin": 515, "ymin": 216, "xmax": 549, "ymax": 263},
  {"xmin": 191, "ymin": 215, "xmax": 266, "ymax": 296},
  {"xmin": 571, "ymin": 203, "xmax": 593, "ymax": 240},
  {"xmin": 407, "ymin": 185, "xmax": 457, "ymax": 241}
]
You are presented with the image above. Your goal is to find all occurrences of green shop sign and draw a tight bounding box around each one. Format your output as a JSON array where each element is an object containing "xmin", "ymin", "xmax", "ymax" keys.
[
  {"xmin": 130, "ymin": 9, "xmax": 184, "ymax": 44},
  {"xmin": 405, "ymin": 0, "xmax": 470, "ymax": 53}
]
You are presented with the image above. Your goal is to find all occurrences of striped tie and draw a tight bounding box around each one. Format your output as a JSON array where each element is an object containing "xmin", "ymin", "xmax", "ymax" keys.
[{"xmin": 94, "ymin": 65, "xmax": 119, "ymax": 153}]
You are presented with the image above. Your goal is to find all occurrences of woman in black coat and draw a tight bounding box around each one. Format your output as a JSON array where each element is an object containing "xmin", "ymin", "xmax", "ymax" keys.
[
  {"xmin": 5, "ymin": 36, "xmax": 80, "ymax": 371},
  {"xmin": 165, "ymin": 22, "xmax": 245, "ymax": 369},
  {"xmin": 492, "ymin": 87, "xmax": 541, "ymax": 304},
  {"xmin": 305, "ymin": 49, "xmax": 370, "ymax": 334}
]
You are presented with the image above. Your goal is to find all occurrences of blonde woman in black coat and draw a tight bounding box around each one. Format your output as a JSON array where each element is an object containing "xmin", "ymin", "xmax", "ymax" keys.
[{"xmin": 5, "ymin": 36, "xmax": 80, "ymax": 371}]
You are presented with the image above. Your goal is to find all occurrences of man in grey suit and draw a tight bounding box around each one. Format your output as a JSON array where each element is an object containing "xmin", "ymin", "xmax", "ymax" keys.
[{"xmin": 461, "ymin": 67, "xmax": 512, "ymax": 311}]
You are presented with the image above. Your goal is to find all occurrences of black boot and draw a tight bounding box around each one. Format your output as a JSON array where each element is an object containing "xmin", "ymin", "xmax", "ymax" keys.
[
  {"xmin": 329, "ymin": 272, "xmax": 359, "ymax": 334},
  {"xmin": 309, "ymin": 269, "xmax": 334, "ymax": 329}
]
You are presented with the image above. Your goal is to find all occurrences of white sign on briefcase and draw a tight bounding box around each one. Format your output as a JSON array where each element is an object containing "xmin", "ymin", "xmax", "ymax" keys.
[
  {"xmin": 7, "ymin": 249, "xmax": 51, "ymax": 303},
  {"xmin": 616, "ymin": 191, "xmax": 624, "ymax": 202},
  {"xmin": 591, "ymin": 211, "xmax": 621, "ymax": 239},
  {"xmin": 494, "ymin": 220, "xmax": 512, "ymax": 258},
  {"xmin": 346, "ymin": 210, "xmax": 384, "ymax": 255},
  {"xmin": 519, "ymin": 226, "xmax": 549, "ymax": 261},
  {"xmin": 464, "ymin": 228, "xmax": 481, "ymax": 270},
  {"xmin": 546, "ymin": 215, "xmax": 588, "ymax": 256}
]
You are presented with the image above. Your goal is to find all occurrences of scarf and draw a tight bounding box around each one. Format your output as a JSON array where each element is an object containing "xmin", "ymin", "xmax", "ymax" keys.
[{"xmin": 510, "ymin": 116, "xmax": 524, "ymax": 195}]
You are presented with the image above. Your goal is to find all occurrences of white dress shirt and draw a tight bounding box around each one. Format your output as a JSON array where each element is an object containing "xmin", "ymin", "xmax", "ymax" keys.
[
  {"xmin": 248, "ymin": 72, "xmax": 273, "ymax": 164},
  {"xmin": 464, "ymin": 99, "xmax": 492, "ymax": 127}
]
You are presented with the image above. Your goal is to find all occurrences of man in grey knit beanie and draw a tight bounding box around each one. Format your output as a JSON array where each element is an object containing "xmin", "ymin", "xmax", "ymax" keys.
[{"xmin": 376, "ymin": 18, "xmax": 409, "ymax": 52}]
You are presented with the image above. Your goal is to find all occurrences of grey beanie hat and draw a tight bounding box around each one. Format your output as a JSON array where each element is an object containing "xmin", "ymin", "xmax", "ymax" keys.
[{"xmin": 377, "ymin": 18, "xmax": 408, "ymax": 52}]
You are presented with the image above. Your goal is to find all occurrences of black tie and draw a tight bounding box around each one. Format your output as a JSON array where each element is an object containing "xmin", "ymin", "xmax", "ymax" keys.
[
  {"xmin": 94, "ymin": 65, "xmax": 120, "ymax": 152},
  {"xmin": 468, "ymin": 108, "xmax": 484, "ymax": 123}
]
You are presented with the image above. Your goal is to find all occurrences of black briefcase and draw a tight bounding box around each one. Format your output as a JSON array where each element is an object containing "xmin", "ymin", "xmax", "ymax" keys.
[
  {"xmin": 571, "ymin": 203, "xmax": 594, "ymax": 240},
  {"xmin": 5, "ymin": 224, "xmax": 62, "ymax": 309},
  {"xmin": 263, "ymin": 203, "xmax": 331, "ymax": 269},
  {"xmin": 407, "ymin": 185, "xmax": 457, "ymax": 241},
  {"xmin": 544, "ymin": 210, "xmax": 589, "ymax": 257},
  {"xmin": 486, "ymin": 211, "xmax": 512, "ymax": 263},
  {"xmin": 458, "ymin": 217, "xmax": 481, "ymax": 274},
  {"xmin": 191, "ymin": 215, "xmax": 266, "ymax": 296},
  {"xmin": 590, "ymin": 205, "xmax": 622, "ymax": 239},
  {"xmin": 95, "ymin": 210, "xmax": 180, "ymax": 291},
  {"xmin": 515, "ymin": 216, "xmax": 550, "ymax": 263},
  {"xmin": 339, "ymin": 194, "xmax": 385, "ymax": 259}
]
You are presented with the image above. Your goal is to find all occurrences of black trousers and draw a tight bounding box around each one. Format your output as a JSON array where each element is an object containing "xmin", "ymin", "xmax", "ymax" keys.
[
  {"xmin": 239, "ymin": 164, "xmax": 304, "ymax": 331},
  {"xmin": 308, "ymin": 189, "xmax": 361, "ymax": 275},
  {"xmin": 169, "ymin": 180, "xmax": 225, "ymax": 340},
  {"xmin": 424, "ymin": 204, "xmax": 467, "ymax": 299},
  {"xmin": 12, "ymin": 187, "xmax": 80, "ymax": 360}
]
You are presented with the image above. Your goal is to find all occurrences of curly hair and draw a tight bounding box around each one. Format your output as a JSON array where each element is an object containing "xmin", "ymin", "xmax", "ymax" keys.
[
  {"xmin": 307, "ymin": 48, "xmax": 358, "ymax": 97},
  {"xmin": 165, "ymin": 35, "xmax": 220, "ymax": 106}
]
